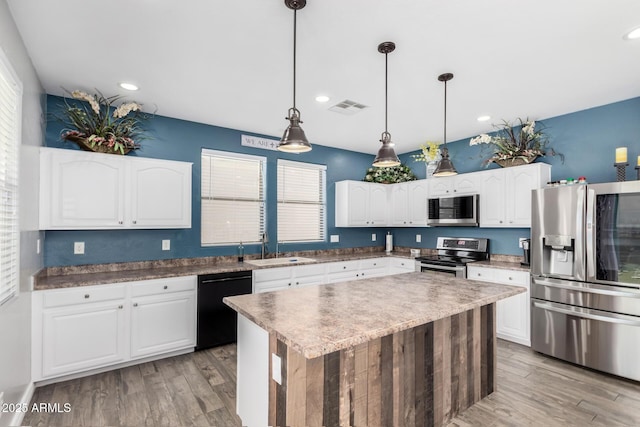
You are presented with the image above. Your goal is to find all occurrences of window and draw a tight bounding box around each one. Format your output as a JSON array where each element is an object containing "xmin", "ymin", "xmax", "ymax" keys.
[
  {"xmin": 201, "ymin": 149, "xmax": 266, "ymax": 245},
  {"xmin": 277, "ymin": 160, "xmax": 326, "ymax": 242},
  {"xmin": 0, "ymin": 49, "xmax": 21, "ymax": 307}
]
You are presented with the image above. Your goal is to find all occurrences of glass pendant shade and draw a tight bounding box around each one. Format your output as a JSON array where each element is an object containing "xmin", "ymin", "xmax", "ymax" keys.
[
  {"xmin": 433, "ymin": 146, "xmax": 458, "ymax": 176},
  {"xmin": 279, "ymin": 108, "xmax": 311, "ymax": 153},
  {"xmin": 373, "ymin": 132, "xmax": 400, "ymax": 167}
]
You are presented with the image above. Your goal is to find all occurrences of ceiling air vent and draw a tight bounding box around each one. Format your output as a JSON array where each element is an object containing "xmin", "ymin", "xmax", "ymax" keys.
[{"xmin": 328, "ymin": 99, "xmax": 368, "ymax": 115}]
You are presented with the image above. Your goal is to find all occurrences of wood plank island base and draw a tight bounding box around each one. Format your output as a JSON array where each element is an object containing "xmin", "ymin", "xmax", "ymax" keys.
[{"xmin": 224, "ymin": 272, "xmax": 523, "ymax": 427}]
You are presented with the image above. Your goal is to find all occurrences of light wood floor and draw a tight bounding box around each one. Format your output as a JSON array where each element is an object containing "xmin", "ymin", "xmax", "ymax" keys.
[{"xmin": 23, "ymin": 340, "xmax": 640, "ymax": 426}]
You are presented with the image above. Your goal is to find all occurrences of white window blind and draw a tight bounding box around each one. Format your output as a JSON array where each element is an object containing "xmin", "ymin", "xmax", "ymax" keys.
[
  {"xmin": 201, "ymin": 149, "xmax": 265, "ymax": 245},
  {"xmin": 277, "ymin": 160, "xmax": 326, "ymax": 242},
  {"xmin": 0, "ymin": 49, "xmax": 21, "ymax": 307}
]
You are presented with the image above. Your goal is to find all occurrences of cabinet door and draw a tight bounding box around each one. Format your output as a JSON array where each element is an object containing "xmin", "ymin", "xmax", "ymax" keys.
[
  {"xmin": 326, "ymin": 260, "xmax": 360, "ymax": 283},
  {"xmin": 130, "ymin": 158, "xmax": 192, "ymax": 228},
  {"xmin": 389, "ymin": 183, "xmax": 409, "ymax": 226},
  {"xmin": 130, "ymin": 291, "xmax": 196, "ymax": 359},
  {"xmin": 428, "ymin": 177, "xmax": 454, "ymax": 196},
  {"xmin": 347, "ymin": 182, "xmax": 370, "ymax": 226},
  {"xmin": 479, "ymin": 169, "xmax": 507, "ymax": 227},
  {"xmin": 253, "ymin": 267, "xmax": 293, "ymax": 293},
  {"xmin": 505, "ymin": 166, "xmax": 538, "ymax": 227},
  {"xmin": 359, "ymin": 258, "xmax": 389, "ymax": 279},
  {"xmin": 388, "ymin": 258, "xmax": 416, "ymax": 274},
  {"xmin": 368, "ymin": 184, "xmax": 389, "ymax": 226},
  {"xmin": 42, "ymin": 148, "xmax": 126, "ymax": 229},
  {"xmin": 407, "ymin": 180, "xmax": 428, "ymax": 226},
  {"xmin": 42, "ymin": 301, "xmax": 127, "ymax": 378},
  {"xmin": 454, "ymin": 172, "xmax": 481, "ymax": 195}
]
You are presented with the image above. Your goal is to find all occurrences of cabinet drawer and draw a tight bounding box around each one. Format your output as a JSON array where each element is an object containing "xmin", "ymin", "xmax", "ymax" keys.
[
  {"xmin": 326, "ymin": 260, "xmax": 359, "ymax": 273},
  {"xmin": 467, "ymin": 266, "xmax": 495, "ymax": 281},
  {"xmin": 253, "ymin": 267, "xmax": 291, "ymax": 282},
  {"xmin": 293, "ymin": 264, "xmax": 326, "ymax": 278},
  {"xmin": 43, "ymin": 284, "xmax": 126, "ymax": 308},
  {"xmin": 359, "ymin": 258, "xmax": 388, "ymax": 270},
  {"xmin": 131, "ymin": 276, "xmax": 197, "ymax": 297},
  {"xmin": 493, "ymin": 270, "xmax": 529, "ymax": 287}
]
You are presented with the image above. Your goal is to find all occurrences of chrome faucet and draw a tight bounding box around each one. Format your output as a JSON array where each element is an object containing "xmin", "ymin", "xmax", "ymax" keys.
[{"xmin": 261, "ymin": 232, "xmax": 268, "ymax": 259}]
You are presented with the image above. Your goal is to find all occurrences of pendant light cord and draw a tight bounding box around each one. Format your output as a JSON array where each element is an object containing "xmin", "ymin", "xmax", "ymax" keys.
[
  {"xmin": 384, "ymin": 51, "xmax": 388, "ymax": 134},
  {"xmin": 443, "ymin": 79, "xmax": 447, "ymax": 145},
  {"xmin": 292, "ymin": 9, "xmax": 297, "ymax": 111}
]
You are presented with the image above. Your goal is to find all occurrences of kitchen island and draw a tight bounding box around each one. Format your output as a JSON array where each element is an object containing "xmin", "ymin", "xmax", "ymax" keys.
[{"xmin": 224, "ymin": 271, "xmax": 525, "ymax": 427}]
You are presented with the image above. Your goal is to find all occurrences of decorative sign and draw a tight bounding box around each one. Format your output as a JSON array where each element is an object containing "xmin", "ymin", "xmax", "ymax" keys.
[{"xmin": 241, "ymin": 134, "xmax": 279, "ymax": 151}]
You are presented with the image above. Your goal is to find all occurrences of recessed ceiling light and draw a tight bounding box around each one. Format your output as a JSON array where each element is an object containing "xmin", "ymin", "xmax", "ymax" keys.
[
  {"xmin": 624, "ymin": 26, "xmax": 640, "ymax": 40},
  {"xmin": 119, "ymin": 82, "xmax": 139, "ymax": 91},
  {"xmin": 477, "ymin": 115, "xmax": 491, "ymax": 122},
  {"xmin": 315, "ymin": 95, "xmax": 330, "ymax": 103}
]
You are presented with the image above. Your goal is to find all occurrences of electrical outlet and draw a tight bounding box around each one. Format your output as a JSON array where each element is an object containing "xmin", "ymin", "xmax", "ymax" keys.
[
  {"xmin": 371, "ymin": 233, "xmax": 376, "ymax": 241},
  {"xmin": 519, "ymin": 237, "xmax": 527, "ymax": 248},
  {"xmin": 272, "ymin": 353, "xmax": 282, "ymax": 385},
  {"xmin": 416, "ymin": 234, "xmax": 422, "ymax": 243},
  {"xmin": 74, "ymin": 241, "xmax": 85, "ymax": 255},
  {"xmin": 162, "ymin": 240, "xmax": 171, "ymax": 251},
  {"xmin": 330, "ymin": 235, "xmax": 339, "ymax": 243}
]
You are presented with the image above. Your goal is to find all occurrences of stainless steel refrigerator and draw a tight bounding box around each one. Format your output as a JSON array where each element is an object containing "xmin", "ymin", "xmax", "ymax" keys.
[{"xmin": 530, "ymin": 181, "xmax": 640, "ymax": 381}]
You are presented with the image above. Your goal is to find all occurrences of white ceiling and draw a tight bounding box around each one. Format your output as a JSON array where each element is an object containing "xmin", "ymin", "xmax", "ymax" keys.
[{"xmin": 7, "ymin": 0, "xmax": 640, "ymax": 155}]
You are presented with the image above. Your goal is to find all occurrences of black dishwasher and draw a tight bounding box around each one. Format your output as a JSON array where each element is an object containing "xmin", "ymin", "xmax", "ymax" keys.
[{"xmin": 196, "ymin": 270, "xmax": 252, "ymax": 350}]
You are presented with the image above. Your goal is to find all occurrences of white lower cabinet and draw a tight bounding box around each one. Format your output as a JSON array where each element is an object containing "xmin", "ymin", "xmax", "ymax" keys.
[
  {"xmin": 388, "ymin": 257, "xmax": 417, "ymax": 274},
  {"xmin": 467, "ymin": 265, "xmax": 530, "ymax": 346},
  {"xmin": 252, "ymin": 264, "xmax": 327, "ymax": 293},
  {"xmin": 33, "ymin": 276, "xmax": 197, "ymax": 381}
]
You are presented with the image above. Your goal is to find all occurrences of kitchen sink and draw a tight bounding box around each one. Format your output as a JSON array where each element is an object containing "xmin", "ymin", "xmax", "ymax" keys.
[{"xmin": 244, "ymin": 257, "xmax": 317, "ymax": 267}]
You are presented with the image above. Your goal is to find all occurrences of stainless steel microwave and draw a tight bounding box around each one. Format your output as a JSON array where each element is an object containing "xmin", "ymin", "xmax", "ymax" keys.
[{"xmin": 427, "ymin": 194, "xmax": 479, "ymax": 226}]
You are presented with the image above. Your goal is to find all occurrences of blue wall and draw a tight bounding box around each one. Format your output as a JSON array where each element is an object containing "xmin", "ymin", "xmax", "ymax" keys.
[
  {"xmin": 44, "ymin": 95, "xmax": 640, "ymax": 266},
  {"xmin": 396, "ymin": 96, "xmax": 640, "ymax": 255},
  {"xmin": 44, "ymin": 95, "xmax": 387, "ymax": 267}
]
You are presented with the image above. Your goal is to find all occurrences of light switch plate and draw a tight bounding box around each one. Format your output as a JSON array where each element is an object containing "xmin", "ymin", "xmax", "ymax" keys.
[
  {"xmin": 272, "ymin": 353, "xmax": 282, "ymax": 385},
  {"xmin": 74, "ymin": 241, "xmax": 84, "ymax": 255},
  {"xmin": 518, "ymin": 237, "xmax": 527, "ymax": 248},
  {"xmin": 416, "ymin": 234, "xmax": 422, "ymax": 243},
  {"xmin": 162, "ymin": 240, "xmax": 171, "ymax": 251},
  {"xmin": 330, "ymin": 235, "xmax": 339, "ymax": 243},
  {"xmin": 371, "ymin": 233, "xmax": 376, "ymax": 241}
]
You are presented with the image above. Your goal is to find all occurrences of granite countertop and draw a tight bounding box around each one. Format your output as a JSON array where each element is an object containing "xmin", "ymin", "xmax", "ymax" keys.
[
  {"xmin": 224, "ymin": 272, "xmax": 525, "ymax": 359},
  {"xmin": 34, "ymin": 251, "xmax": 417, "ymax": 290},
  {"xmin": 473, "ymin": 259, "xmax": 530, "ymax": 272}
]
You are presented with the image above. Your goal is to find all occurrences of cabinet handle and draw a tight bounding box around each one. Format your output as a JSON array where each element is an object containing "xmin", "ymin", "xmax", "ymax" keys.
[
  {"xmin": 118, "ymin": 220, "xmax": 123, "ymax": 225},
  {"xmin": 454, "ymin": 189, "xmax": 457, "ymax": 192},
  {"xmin": 164, "ymin": 285, "xmax": 168, "ymax": 290},
  {"xmin": 499, "ymin": 220, "xmax": 503, "ymax": 223},
  {"xmin": 356, "ymin": 274, "xmax": 360, "ymax": 277},
  {"xmin": 296, "ymin": 281, "xmax": 299, "ymax": 285},
  {"xmin": 508, "ymin": 277, "xmax": 513, "ymax": 280},
  {"xmin": 133, "ymin": 303, "xmax": 138, "ymax": 307},
  {"xmin": 477, "ymin": 273, "xmax": 482, "ymax": 276},
  {"xmin": 118, "ymin": 305, "xmax": 123, "ymax": 309},
  {"xmin": 343, "ymin": 266, "xmax": 346, "ymax": 269},
  {"xmin": 373, "ymin": 263, "xmax": 377, "ymax": 266},
  {"xmin": 133, "ymin": 220, "xmax": 137, "ymax": 224},
  {"xmin": 288, "ymin": 283, "xmax": 291, "ymax": 286},
  {"xmin": 84, "ymin": 294, "xmax": 90, "ymax": 299}
]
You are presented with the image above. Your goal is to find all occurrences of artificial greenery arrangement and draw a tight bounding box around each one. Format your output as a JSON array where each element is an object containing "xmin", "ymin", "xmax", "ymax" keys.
[
  {"xmin": 469, "ymin": 118, "xmax": 562, "ymax": 167},
  {"xmin": 410, "ymin": 141, "xmax": 441, "ymax": 164},
  {"xmin": 57, "ymin": 89, "xmax": 150, "ymax": 154},
  {"xmin": 363, "ymin": 163, "xmax": 417, "ymax": 184}
]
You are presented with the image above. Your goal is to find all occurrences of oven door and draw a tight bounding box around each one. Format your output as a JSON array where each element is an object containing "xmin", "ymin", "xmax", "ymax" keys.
[
  {"xmin": 587, "ymin": 181, "xmax": 640, "ymax": 287},
  {"xmin": 419, "ymin": 263, "xmax": 466, "ymax": 278}
]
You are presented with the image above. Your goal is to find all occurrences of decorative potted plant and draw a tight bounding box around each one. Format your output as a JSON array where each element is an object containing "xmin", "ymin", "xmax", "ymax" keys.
[
  {"xmin": 56, "ymin": 90, "xmax": 150, "ymax": 155},
  {"xmin": 410, "ymin": 141, "xmax": 441, "ymax": 178},
  {"xmin": 363, "ymin": 163, "xmax": 417, "ymax": 184},
  {"xmin": 470, "ymin": 118, "xmax": 562, "ymax": 167}
]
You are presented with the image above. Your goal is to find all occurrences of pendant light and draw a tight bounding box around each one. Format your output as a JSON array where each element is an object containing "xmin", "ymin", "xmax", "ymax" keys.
[
  {"xmin": 278, "ymin": 0, "xmax": 312, "ymax": 153},
  {"xmin": 372, "ymin": 42, "xmax": 400, "ymax": 168},
  {"xmin": 433, "ymin": 73, "xmax": 458, "ymax": 176}
]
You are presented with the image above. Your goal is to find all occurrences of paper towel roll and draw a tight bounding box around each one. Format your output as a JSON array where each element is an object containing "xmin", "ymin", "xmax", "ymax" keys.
[{"xmin": 385, "ymin": 233, "xmax": 393, "ymax": 253}]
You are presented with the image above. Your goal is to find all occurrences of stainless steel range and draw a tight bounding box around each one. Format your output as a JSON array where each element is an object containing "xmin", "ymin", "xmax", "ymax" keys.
[
  {"xmin": 531, "ymin": 181, "xmax": 640, "ymax": 381},
  {"xmin": 416, "ymin": 237, "xmax": 490, "ymax": 279}
]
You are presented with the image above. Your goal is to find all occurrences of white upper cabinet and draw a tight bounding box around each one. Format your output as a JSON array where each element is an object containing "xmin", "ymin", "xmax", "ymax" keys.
[
  {"xmin": 40, "ymin": 147, "xmax": 192, "ymax": 229},
  {"xmin": 428, "ymin": 172, "xmax": 481, "ymax": 197},
  {"xmin": 390, "ymin": 180, "xmax": 428, "ymax": 226},
  {"xmin": 335, "ymin": 181, "xmax": 388, "ymax": 227},
  {"xmin": 480, "ymin": 163, "xmax": 550, "ymax": 227}
]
